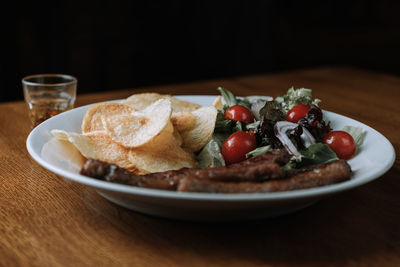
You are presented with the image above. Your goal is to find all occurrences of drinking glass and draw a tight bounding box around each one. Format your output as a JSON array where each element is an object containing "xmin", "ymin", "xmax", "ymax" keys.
[{"xmin": 22, "ymin": 74, "xmax": 77, "ymax": 128}]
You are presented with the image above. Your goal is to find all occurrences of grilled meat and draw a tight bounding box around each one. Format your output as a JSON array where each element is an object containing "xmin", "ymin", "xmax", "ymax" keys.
[
  {"xmin": 177, "ymin": 160, "xmax": 351, "ymax": 193},
  {"xmin": 80, "ymin": 149, "xmax": 351, "ymax": 193}
]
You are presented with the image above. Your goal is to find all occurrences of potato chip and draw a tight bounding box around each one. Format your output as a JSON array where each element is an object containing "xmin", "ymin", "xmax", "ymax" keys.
[
  {"xmin": 102, "ymin": 99, "xmax": 172, "ymax": 148},
  {"xmin": 171, "ymin": 112, "xmax": 196, "ymax": 132},
  {"xmin": 128, "ymin": 140, "xmax": 196, "ymax": 174},
  {"xmin": 122, "ymin": 92, "xmax": 200, "ymax": 113},
  {"xmin": 51, "ymin": 129, "xmax": 70, "ymax": 141},
  {"xmin": 51, "ymin": 130, "xmax": 138, "ymax": 173},
  {"xmin": 172, "ymin": 127, "xmax": 183, "ymax": 146},
  {"xmin": 51, "ymin": 129, "xmax": 195, "ymax": 175},
  {"xmin": 212, "ymin": 95, "xmax": 223, "ymax": 109},
  {"xmin": 180, "ymin": 106, "xmax": 218, "ymax": 152},
  {"xmin": 170, "ymin": 97, "xmax": 201, "ymax": 112},
  {"xmin": 51, "ymin": 93, "xmax": 213, "ymax": 176},
  {"xmin": 41, "ymin": 137, "xmax": 87, "ymax": 172},
  {"xmin": 137, "ymin": 120, "xmax": 175, "ymax": 151},
  {"xmin": 81, "ymin": 103, "xmax": 135, "ymax": 133}
]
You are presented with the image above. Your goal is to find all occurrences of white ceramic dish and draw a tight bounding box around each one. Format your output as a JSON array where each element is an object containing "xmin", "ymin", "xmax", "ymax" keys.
[{"xmin": 26, "ymin": 96, "xmax": 396, "ymax": 221}]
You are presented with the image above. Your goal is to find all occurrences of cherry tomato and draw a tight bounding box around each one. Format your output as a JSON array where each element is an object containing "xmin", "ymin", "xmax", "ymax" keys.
[
  {"xmin": 224, "ymin": 105, "xmax": 254, "ymax": 123},
  {"xmin": 323, "ymin": 131, "xmax": 356, "ymax": 160},
  {"xmin": 221, "ymin": 131, "xmax": 257, "ymax": 165},
  {"xmin": 286, "ymin": 104, "xmax": 310, "ymax": 123}
]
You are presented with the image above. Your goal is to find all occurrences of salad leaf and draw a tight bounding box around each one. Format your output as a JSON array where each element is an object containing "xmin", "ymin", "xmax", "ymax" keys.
[
  {"xmin": 283, "ymin": 143, "xmax": 339, "ymax": 170},
  {"xmin": 246, "ymin": 145, "xmax": 271, "ymax": 158},
  {"xmin": 214, "ymin": 108, "xmax": 234, "ymax": 133},
  {"xmin": 233, "ymin": 121, "xmax": 244, "ymax": 132},
  {"xmin": 198, "ymin": 86, "xmax": 339, "ymax": 171},
  {"xmin": 256, "ymin": 101, "xmax": 285, "ymax": 148},
  {"xmin": 196, "ymin": 137, "xmax": 226, "ymax": 168},
  {"xmin": 245, "ymin": 120, "xmax": 260, "ymax": 131},
  {"xmin": 343, "ymin": 126, "xmax": 366, "ymax": 148},
  {"xmin": 212, "ymin": 132, "xmax": 230, "ymax": 147},
  {"xmin": 275, "ymin": 87, "xmax": 321, "ymax": 114},
  {"xmin": 298, "ymin": 104, "xmax": 331, "ymax": 142},
  {"xmin": 217, "ymin": 87, "xmax": 237, "ymax": 107},
  {"xmin": 216, "ymin": 86, "xmax": 252, "ymax": 109},
  {"xmin": 236, "ymin": 98, "xmax": 252, "ymax": 109}
]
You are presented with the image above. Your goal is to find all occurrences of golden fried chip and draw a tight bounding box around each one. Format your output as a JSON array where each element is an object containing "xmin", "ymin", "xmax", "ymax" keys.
[
  {"xmin": 41, "ymin": 137, "xmax": 86, "ymax": 173},
  {"xmin": 51, "ymin": 128, "xmax": 195, "ymax": 175},
  {"xmin": 102, "ymin": 99, "xmax": 172, "ymax": 148},
  {"xmin": 122, "ymin": 92, "xmax": 200, "ymax": 113},
  {"xmin": 171, "ymin": 112, "xmax": 196, "ymax": 132},
  {"xmin": 137, "ymin": 120, "xmax": 176, "ymax": 151},
  {"xmin": 212, "ymin": 95, "xmax": 223, "ymax": 109},
  {"xmin": 172, "ymin": 127, "xmax": 183, "ymax": 146},
  {"xmin": 121, "ymin": 93, "xmax": 164, "ymax": 110},
  {"xmin": 170, "ymin": 97, "xmax": 201, "ymax": 112},
  {"xmin": 129, "ymin": 141, "xmax": 196, "ymax": 174},
  {"xmin": 51, "ymin": 130, "xmax": 138, "ymax": 173},
  {"xmin": 180, "ymin": 106, "xmax": 218, "ymax": 152},
  {"xmin": 81, "ymin": 103, "xmax": 135, "ymax": 133}
]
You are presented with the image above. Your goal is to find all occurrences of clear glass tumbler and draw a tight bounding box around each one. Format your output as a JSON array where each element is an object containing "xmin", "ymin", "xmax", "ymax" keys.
[{"xmin": 22, "ymin": 74, "xmax": 77, "ymax": 128}]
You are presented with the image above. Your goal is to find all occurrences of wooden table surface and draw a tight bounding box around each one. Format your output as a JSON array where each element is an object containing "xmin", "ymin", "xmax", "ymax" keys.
[{"xmin": 0, "ymin": 67, "xmax": 399, "ymax": 267}]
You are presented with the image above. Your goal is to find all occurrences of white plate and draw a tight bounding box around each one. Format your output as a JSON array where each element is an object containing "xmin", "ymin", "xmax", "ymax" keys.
[{"xmin": 26, "ymin": 96, "xmax": 396, "ymax": 221}]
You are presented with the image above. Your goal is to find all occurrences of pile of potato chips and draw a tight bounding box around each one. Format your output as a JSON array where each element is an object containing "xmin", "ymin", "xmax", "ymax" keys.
[{"xmin": 51, "ymin": 93, "xmax": 217, "ymax": 175}]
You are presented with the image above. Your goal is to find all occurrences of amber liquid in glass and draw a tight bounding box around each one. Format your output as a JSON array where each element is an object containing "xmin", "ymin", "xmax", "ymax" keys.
[{"xmin": 27, "ymin": 92, "xmax": 74, "ymax": 128}]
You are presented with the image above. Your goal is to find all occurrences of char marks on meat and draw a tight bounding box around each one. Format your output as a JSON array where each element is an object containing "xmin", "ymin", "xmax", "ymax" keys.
[{"xmin": 80, "ymin": 149, "xmax": 352, "ymax": 193}]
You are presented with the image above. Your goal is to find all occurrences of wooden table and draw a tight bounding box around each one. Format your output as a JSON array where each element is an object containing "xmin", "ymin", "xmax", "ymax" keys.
[{"xmin": 1, "ymin": 67, "xmax": 398, "ymax": 266}]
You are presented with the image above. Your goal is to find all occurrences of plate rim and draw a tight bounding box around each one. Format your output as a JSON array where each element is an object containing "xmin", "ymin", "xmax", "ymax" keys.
[{"xmin": 26, "ymin": 95, "xmax": 396, "ymax": 202}]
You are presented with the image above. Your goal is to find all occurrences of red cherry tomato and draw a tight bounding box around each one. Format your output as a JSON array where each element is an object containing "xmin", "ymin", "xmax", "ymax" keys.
[
  {"xmin": 224, "ymin": 105, "xmax": 255, "ymax": 123},
  {"xmin": 286, "ymin": 104, "xmax": 310, "ymax": 123},
  {"xmin": 323, "ymin": 131, "xmax": 356, "ymax": 160},
  {"xmin": 221, "ymin": 131, "xmax": 257, "ymax": 165}
]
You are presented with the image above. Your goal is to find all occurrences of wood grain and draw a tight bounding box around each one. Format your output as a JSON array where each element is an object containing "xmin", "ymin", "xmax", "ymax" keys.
[{"xmin": 0, "ymin": 67, "xmax": 398, "ymax": 267}]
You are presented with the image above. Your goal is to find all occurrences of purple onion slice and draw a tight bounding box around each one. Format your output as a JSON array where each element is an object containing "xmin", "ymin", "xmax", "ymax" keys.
[{"xmin": 274, "ymin": 121, "xmax": 316, "ymax": 156}]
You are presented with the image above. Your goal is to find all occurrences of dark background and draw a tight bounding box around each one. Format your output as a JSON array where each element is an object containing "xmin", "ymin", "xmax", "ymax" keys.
[{"xmin": 2, "ymin": 0, "xmax": 400, "ymax": 102}]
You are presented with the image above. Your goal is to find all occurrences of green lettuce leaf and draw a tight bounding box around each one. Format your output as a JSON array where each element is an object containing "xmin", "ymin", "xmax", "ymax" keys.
[
  {"xmin": 212, "ymin": 132, "xmax": 230, "ymax": 147},
  {"xmin": 342, "ymin": 126, "xmax": 366, "ymax": 148},
  {"xmin": 233, "ymin": 121, "xmax": 244, "ymax": 132},
  {"xmin": 214, "ymin": 108, "xmax": 233, "ymax": 133},
  {"xmin": 274, "ymin": 87, "xmax": 321, "ymax": 114},
  {"xmin": 236, "ymin": 98, "xmax": 252, "ymax": 109},
  {"xmin": 246, "ymin": 145, "xmax": 271, "ymax": 158},
  {"xmin": 196, "ymin": 137, "xmax": 226, "ymax": 168},
  {"xmin": 245, "ymin": 120, "xmax": 260, "ymax": 131},
  {"xmin": 283, "ymin": 143, "xmax": 338, "ymax": 170},
  {"xmin": 217, "ymin": 87, "xmax": 237, "ymax": 107}
]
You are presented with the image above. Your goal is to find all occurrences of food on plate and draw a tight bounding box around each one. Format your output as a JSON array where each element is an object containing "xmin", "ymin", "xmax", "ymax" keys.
[
  {"xmin": 205, "ymin": 87, "xmax": 364, "ymax": 166},
  {"xmin": 102, "ymin": 99, "xmax": 172, "ymax": 148},
  {"xmin": 51, "ymin": 94, "xmax": 209, "ymax": 174},
  {"xmin": 323, "ymin": 131, "xmax": 356, "ymax": 160},
  {"xmin": 51, "ymin": 87, "xmax": 365, "ymax": 193},
  {"xmin": 179, "ymin": 106, "xmax": 218, "ymax": 152},
  {"xmin": 82, "ymin": 103, "xmax": 135, "ymax": 133},
  {"xmin": 224, "ymin": 105, "xmax": 255, "ymax": 123},
  {"xmin": 285, "ymin": 104, "xmax": 312, "ymax": 123},
  {"xmin": 177, "ymin": 160, "xmax": 351, "ymax": 193},
  {"xmin": 221, "ymin": 131, "xmax": 257, "ymax": 165},
  {"xmin": 121, "ymin": 92, "xmax": 200, "ymax": 112},
  {"xmin": 81, "ymin": 149, "xmax": 291, "ymax": 186},
  {"xmin": 80, "ymin": 151, "xmax": 351, "ymax": 193},
  {"xmin": 52, "ymin": 129, "xmax": 139, "ymax": 173}
]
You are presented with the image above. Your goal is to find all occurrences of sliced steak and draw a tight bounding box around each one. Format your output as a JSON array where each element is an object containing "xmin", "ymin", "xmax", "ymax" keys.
[
  {"xmin": 177, "ymin": 160, "xmax": 351, "ymax": 193},
  {"xmin": 81, "ymin": 149, "xmax": 290, "ymax": 187},
  {"xmin": 80, "ymin": 150, "xmax": 351, "ymax": 193},
  {"xmin": 188, "ymin": 149, "xmax": 290, "ymax": 181},
  {"xmin": 80, "ymin": 158, "xmax": 183, "ymax": 190}
]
